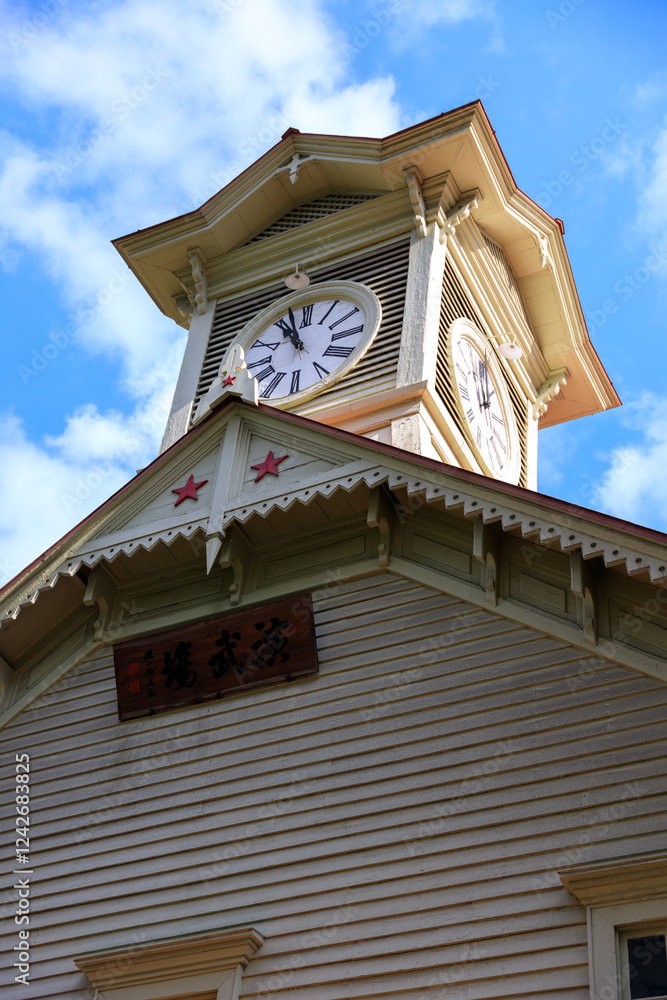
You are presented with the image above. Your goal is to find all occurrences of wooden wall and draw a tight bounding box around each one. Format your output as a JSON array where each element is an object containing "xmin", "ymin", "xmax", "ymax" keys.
[{"xmin": 2, "ymin": 573, "xmax": 666, "ymax": 999}]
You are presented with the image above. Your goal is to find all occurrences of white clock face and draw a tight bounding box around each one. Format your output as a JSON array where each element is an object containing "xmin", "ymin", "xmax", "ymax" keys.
[
  {"xmin": 237, "ymin": 282, "xmax": 382, "ymax": 405},
  {"xmin": 449, "ymin": 321, "xmax": 520, "ymax": 483}
]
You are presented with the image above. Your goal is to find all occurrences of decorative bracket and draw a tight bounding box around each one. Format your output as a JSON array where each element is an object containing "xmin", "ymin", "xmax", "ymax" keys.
[
  {"xmin": 534, "ymin": 233, "xmax": 552, "ymax": 270},
  {"xmin": 217, "ymin": 527, "xmax": 252, "ymax": 604},
  {"xmin": 533, "ymin": 369, "xmax": 568, "ymax": 419},
  {"xmin": 0, "ymin": 654, "xmax": 16, "ymax": 713},
  {"xmin": 193, "ymin": 343, "xmax": 259, "ymax": 425},
  {"xmin": 403, "ymin": 166, "xmax": 427, "ymax": 238},
  {"xmin": 438, "ymin": 191, "xmax": 479, "ymax": 245},
  {"xmin": 173, "ymin": 293, "xmax": 194, "ymax": 322},
  {"xmin": 367, "ymin": 485, "xmax": 395, "ymax": 568},
  {"xmin": 473, "ymin": 518, "xmax": 501, "ymax": 606},
  {"xmin": 83, "ymin": 566, "xmax": 119, "ymax": 643},
  {"xmin": 276, "ymin": 152, "xmax": 317, "ymax": 184},
  {"xmin": 571, "ymin": 549, "xmax": 597, "ymax": 645},
  {"xmin": 188, "ymin": 248, "xmax": 209, "ymax": 315}
]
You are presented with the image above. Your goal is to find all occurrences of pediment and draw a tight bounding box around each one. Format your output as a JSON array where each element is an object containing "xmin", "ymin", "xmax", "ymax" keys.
[
  {"xmin": 13, "ymin": 402, "xmax": 378, "ymax": 581},
  {"xmin": 3, "ymin": 398, "xmax": 667, "ymax": 729}
]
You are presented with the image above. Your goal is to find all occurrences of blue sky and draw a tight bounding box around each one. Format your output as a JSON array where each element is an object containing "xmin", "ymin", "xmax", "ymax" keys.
[{"xmin": 1, "ymin": 0, "xmax": 667, "ymax": 586}]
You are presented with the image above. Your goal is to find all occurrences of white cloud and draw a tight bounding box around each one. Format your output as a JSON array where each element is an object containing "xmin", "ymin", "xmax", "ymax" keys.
[
  {"xmin": 0, "ymin": 352, "xmax": 181, "ymax": 588},
  {"xmin": 0, "ymin": 0, "xmax": 405, "ymax": 382},
  {"xmin": 0, "ymin": 414, "xmax": 127, "ymax": 587},
  {"xmin": 593, "ymin": 393, "xmax": 667, "ymax": 529},
  {"xmin": 381, "ymin": 0, "xmax": 497, "ymax": 49},
  {"xmin": 0, "ymin": 0, "xmax": 411, "ymax": 585}
]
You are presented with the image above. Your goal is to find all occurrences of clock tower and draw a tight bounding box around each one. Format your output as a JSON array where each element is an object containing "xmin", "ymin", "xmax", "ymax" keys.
[{"xmin": 114, "ymin": 104, "xmax": 619, "ymax": 490}]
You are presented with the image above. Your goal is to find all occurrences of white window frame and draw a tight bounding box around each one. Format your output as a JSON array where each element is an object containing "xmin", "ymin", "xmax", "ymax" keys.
[{"xmin": 559, "ymin": 855, "xmax": 667, "ymax": 1000}]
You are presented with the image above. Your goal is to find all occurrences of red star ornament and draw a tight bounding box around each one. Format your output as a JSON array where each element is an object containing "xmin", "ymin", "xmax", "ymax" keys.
[
  {"xmin": 172, "ymin": 474, "xmax": 208, "ymax": 506},
  {"xmin": 222, "ymin": 374, "xmax": 235, "ymax": 387},
  {"xmin": 251, "ymin": 450, "xmax": 288, "ymax": 483}
]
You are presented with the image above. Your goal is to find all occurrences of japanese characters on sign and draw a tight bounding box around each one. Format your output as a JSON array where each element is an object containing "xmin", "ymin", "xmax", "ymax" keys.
[{"xmin": 113, "ymin": 594, "xmax": 317, "ymax": 720}]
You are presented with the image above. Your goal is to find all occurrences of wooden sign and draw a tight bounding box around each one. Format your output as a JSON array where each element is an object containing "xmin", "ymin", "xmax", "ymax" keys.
[{"xmin": 113, "ymin": 593, "xmax": 317, "ymax": 721}]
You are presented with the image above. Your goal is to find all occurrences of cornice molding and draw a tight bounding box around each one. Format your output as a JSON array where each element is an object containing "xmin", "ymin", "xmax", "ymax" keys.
[
  {"xmin": 74, "ymin": 925, "xmax": 264, "ymax": 992},
  {"xmin": 559, "ymin": 854, "xmax": 667, "ymax": 907}
]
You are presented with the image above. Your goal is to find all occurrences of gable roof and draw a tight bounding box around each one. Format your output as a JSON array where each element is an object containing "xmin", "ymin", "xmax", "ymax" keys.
[{"xmin": 2, "ymin": 396, "xmax": 666, "ymax": 652}]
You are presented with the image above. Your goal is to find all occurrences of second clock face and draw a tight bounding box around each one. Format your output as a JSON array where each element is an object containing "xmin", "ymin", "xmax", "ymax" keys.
[
  {"xmin": 453, "ymin": 337, "xmax": 510, "ymax": 477},
  {"xmin": 449, "ymin": 319, "xmax": 521, "ymax": 484},
  {"xmin": 244, "ymin": 297, "xmax": 366, "ymax": 401}
]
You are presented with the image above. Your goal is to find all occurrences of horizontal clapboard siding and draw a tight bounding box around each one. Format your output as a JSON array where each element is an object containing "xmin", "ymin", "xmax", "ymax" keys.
[{"xmin": 1, "ymin": 575, "xmax": 667, "ymax": 999}]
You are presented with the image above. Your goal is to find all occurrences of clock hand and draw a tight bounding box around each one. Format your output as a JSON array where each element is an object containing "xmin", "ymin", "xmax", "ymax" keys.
[
  {"xmin": 275, "ymin": 314, "xmax": 304, "ymax": 351},
  {"xmin": 288, "ymin": 307, "xmax": 306, "ymax": 352}
]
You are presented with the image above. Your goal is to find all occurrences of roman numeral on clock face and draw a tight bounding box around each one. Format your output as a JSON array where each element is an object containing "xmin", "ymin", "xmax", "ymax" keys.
[
  {"xmin": 290, "ymin": 370, "xmax": 301, "ymax": 394},
  {"xmin": 262, "ymin": 371, "xmax": 286, "ymax": 397},
  {"xmin": 313, "ymin": 362, "xmax": 330, "ymax": 378},
  {"xmin": 247, "ymin": 355, "xmax": 273, "ymax": 370},
  {"xmin": 300, "ymin": 305, "xmax": 313, "ymax": 328},
  {"xmin": 331, "ymin": 325, "xmax": 364, "ymax": 341},
  {"xmin": 490, "ymin": 436, "xmax": 505, "ymax": 467},
  {"xmin": 329, "ymin": 306, "xmax": 360, "ymax": 330},
  {"xmin": 323, "ymin": 344, "xmax": 354, "ymax": 358},
  {"xmin": 252, "ymin": 339, "xmax": 280, "ymax": 352},
  {"xmin": 318, "ymin": 301, "xmax": 339, "ymax": 325}
]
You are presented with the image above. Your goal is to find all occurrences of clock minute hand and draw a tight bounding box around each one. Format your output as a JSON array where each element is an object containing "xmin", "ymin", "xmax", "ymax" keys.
[
  {"xmin": 482, "ymin": 353, "xmax": 491, "ymax": 410},
  {"xmin": 288, "ymin": 307, "xmax": 305, "ymax": 351}
]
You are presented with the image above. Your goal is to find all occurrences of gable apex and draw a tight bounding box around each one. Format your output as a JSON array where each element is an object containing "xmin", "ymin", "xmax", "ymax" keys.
[{"xmin": 242, "ymin": 192, "xmax": 381, "ymax": 247}]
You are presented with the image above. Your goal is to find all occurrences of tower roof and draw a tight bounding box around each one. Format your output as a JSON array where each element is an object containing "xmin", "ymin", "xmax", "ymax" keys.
[{"xmin": 113, "ymin": 102, "xmax": 619, "ymax": 429}]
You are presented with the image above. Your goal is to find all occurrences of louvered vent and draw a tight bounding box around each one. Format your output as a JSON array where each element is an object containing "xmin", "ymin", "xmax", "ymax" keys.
[
  {"xmin": 437, "ymin": 258, "xmax": 528, "ymax": 487},
  {"xmin": 244, "ymin": 193, "xmax": 378, "ymax": 244},
  {"xmin": 192, "ymin": 238, "xmax": 410, "ymax": 420},
  {"xmin": 482, "ymin": 233, "xmax": 526, "ymax": 316}
]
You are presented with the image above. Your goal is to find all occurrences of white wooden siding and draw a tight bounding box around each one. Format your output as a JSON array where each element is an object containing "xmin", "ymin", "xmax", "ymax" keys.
[{"xmin": 1, "ymin": 574, "xmax": 666, "ymax": 999}]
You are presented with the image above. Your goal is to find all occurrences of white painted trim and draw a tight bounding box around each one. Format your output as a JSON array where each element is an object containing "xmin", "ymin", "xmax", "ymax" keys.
[
  {"xmin": 161, "ymin": 302, "xmax": 216, "ymax": 453},
  {"xmin": 397, "ymin": 224, "xmax": 447, "ymax": 387}
]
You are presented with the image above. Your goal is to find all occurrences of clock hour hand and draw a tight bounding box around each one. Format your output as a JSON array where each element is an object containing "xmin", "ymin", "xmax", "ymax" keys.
[{"xmin": 275, "ymin": 313, "xmax": 304, "ymax": 351}]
